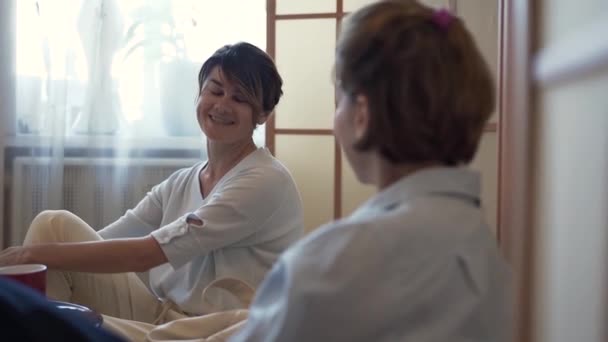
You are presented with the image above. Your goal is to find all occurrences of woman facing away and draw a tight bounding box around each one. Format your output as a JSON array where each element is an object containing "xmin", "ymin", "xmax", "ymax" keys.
[
  {"xmin": 231, "ymin": 1, "xmax": 511, "ymax": 341},
  {"xmin": 0, "ymin": 42, "xmax": 304, "ymax": 329}
]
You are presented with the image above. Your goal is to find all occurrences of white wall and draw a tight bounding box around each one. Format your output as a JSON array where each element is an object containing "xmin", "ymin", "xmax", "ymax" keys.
[
  {"xmin": 533, "ymin": 2, "xmax": 608, "ymax": 341},
  {"xmin": 534, "ymin": 71, "xmax": 608, "ymax": 342}
]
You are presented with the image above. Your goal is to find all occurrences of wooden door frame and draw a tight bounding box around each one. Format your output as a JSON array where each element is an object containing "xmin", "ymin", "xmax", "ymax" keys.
[
  {"xmin": 266, "ymin": 0, "xmax": 500, "ymax": 223},
  {"xmin": 497, "ymin": 0, "xmax": 536, "ymax": 341},
  {"xmin": 265, "ymin": 0, "xmax": 345, "ymax": 220}
]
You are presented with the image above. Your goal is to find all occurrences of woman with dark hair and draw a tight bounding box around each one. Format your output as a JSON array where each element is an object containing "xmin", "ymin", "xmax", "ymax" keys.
[{"xmin": 0, "ymin": 42, "xmax": 303, "ymax": 329}]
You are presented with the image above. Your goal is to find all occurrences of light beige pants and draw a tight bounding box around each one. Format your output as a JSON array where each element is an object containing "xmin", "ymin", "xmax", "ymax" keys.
[{"xmin": 23, "ymin": 210, "xmax": 187, "ymax": 340}]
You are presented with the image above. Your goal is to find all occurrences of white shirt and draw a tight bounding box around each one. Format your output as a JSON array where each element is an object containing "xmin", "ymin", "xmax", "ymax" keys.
[
  {"xmin": 231, "ymin": 167, "xmax": 512, "ymax": 342},
  {"xmin": 98, "ymin": 148, "xmax": 304, "ymax": 314}
]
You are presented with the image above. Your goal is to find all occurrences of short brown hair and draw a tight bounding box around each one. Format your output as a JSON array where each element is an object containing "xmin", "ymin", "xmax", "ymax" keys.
[
  {"xmin": 335, "ymin": 0, "xmax": 495, "ymax": 165},
  {"xmin": 198, "ymin": 42, "xmax": 283, "ymax": 121}
]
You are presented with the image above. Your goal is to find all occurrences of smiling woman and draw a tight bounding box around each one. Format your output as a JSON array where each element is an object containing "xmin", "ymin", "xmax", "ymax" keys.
[
  {"xmin": 196, "ymin": 43, "xmax": 282, "ymax": 145},
  {"xmin": 0, "ymin": 0, "xmax": 271, "ymax": 258},
  {"xmin": 0, "ymin": 42, "xmax": 304, "ymax": 342}
]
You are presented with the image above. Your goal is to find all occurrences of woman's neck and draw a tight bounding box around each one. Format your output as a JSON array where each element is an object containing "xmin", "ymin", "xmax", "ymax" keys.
[
  {"xmin": 375, "ymin": 158, "xmax": 441, "ymax": 191},
  {"xmin": 204, "ymin": 139, "xmax": 258, "ymax": 180}
]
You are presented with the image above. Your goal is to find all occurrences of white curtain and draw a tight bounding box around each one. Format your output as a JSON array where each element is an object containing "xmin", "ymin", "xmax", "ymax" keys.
[{"xmin": 1, "ymin": 0, "xmax": 266, "ymax": 247}]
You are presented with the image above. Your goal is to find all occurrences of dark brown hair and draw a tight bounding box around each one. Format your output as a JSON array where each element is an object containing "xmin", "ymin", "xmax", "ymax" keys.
[
  {"xmin": 335, "ymin": 0, "xmax": 495, "ymax": 165},
  {"xmin": 198, "ymin": 42, "xmax": 283, "ymax": 121}
]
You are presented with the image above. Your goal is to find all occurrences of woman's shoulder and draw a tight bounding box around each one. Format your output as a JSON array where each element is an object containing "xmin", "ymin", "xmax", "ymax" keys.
[
  {"xmin": 285, "ymin": 201, "xmax": 495, "ymax": 267},
  {"xmin": 154, "ymin": 161, "xmax": 204, "ymax": 194},
  {"xmin": 230, "ymin": 148, "xmax": 295, "ymax": 184},
  {"xmin": 281, "ymin": 219, "xmax": 365, "ymax": 264}
]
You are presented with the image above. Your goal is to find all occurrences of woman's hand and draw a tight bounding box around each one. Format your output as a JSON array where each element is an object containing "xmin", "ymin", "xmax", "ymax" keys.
[{"xmin": 0, "ymin": 246, "xmax": 30, "ymax": 267}]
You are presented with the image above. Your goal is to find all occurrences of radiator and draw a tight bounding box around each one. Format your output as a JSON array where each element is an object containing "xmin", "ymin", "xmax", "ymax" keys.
[{"xmin": 8, "ymin": 157, "xmax": 200, "ymax": 246}]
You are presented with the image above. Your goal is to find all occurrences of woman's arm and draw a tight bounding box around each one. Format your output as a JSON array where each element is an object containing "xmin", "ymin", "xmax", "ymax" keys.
[
  {"xmin": 98, "ymin": 194, "xmax": 164, "ymax": 240},
  {"xmin": 0, "ymin": 236, "xmax": 168, "ymax": 273},
  {"xmin": 98, "ymin": 165, "xmax": 190, "ymax": 239}
]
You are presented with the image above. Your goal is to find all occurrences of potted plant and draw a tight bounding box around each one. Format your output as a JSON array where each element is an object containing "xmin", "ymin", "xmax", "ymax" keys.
[{"xmin": 122, "ymin": 0, "xmax": 199, "ymax": 136}]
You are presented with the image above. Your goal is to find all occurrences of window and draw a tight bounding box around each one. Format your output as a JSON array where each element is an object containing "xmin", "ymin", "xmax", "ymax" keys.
[{"xmin": 14, "ymin": 0, "xmax": 266, "ymax": 142}]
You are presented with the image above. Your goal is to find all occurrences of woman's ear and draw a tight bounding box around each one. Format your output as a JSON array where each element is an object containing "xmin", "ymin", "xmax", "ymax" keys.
[
  {"xmin": 256, "ymin": 112, "xmax": 270, "ymax": 125},
  {"xmin": 353, "ymin": 94, "xmax": 370, "ymax": 141}
]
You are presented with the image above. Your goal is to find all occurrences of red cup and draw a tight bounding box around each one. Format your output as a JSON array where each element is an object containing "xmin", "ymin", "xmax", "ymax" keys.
[{"xmin": 0, "ymin": 264, "xmax": 47, "ymax": 295}]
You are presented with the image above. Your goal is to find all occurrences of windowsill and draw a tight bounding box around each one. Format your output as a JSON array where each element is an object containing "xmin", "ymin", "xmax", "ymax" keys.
[{"xmin": 1, "ymin": 134, "xmax": 206, "ymax": 151}]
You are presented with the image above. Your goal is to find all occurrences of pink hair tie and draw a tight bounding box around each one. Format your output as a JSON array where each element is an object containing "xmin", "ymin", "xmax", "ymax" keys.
[{"xmin": 431, "ymin": 8, "xmax": 454, "ymax": 31}]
